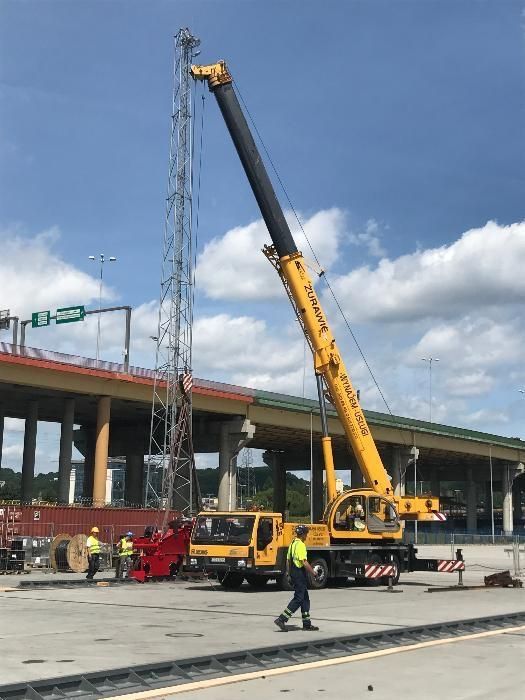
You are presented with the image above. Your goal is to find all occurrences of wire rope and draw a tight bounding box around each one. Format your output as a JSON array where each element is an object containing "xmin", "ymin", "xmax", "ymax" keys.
[{"xmin": 232, "ymin": 81, "xmax": 407, "ymax": 446}]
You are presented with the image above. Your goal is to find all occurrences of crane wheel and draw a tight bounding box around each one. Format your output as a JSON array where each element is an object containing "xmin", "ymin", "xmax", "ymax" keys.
[
  {"xmin": 308, "ymin": 557, "xmax": 329, "ymax": 589},
  {"xmin": 381, "ymin": 555, "xmax": 400, "ymax": 586}
]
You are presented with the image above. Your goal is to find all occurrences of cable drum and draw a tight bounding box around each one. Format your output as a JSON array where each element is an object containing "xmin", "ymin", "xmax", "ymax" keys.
[
  {"xmin": 50, "ymin": 533, "xmax": 89, "ymax": 573},
  {"xmin": 67, "ymin": 534, "xmax": 89, "ymax": 573},
  {"xmin": 50, "ymin": 533, "xmax": 72, "ymax": 572}
]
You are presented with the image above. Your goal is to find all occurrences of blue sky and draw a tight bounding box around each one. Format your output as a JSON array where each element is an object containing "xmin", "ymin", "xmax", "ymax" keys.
[{"xmin": 1, "ymin": 0, "xmax": 525, "ymax": 473}]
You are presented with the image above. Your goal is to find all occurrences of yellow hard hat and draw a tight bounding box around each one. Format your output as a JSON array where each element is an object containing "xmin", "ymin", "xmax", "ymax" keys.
[{"xmin": 91, "ymin": 526, "xmax": 99, "ymax": 533}]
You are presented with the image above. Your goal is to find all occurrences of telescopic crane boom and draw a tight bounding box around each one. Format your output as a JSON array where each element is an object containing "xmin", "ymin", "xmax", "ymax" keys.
[{"xmin": 192, "ymin": 60, "xmax": 439, "ymax": 522}]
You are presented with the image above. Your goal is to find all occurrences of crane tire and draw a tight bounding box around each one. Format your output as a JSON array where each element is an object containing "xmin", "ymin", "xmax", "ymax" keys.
[
  {"xmin": 381, "ymin": 555, "xmax": 400, "ymax": 586},
  {"xmin": 308, "ymin": 557, "xmax": 329, "ymax": 589}
]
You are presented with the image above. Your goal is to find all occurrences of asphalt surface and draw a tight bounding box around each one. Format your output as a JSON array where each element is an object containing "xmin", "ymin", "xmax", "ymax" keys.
[
  {"xmin": 0, "ymin": 545, "xmax": 523, "ymax": 695},
  {"xmin": 169, "ymin": 632, "xmax": 525, "ymax": 700}
]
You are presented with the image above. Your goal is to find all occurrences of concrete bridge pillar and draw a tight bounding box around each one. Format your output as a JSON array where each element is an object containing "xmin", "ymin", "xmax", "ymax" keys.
[
  {"xmin": 93, "ymin": 396, "xmax": 111, "ymax": 508},
  {"xmin": 21, "ymin": 400, "xmax": 38, "ymax": 505},
  {"xmin": 430, "ymin": 467, "xmax": 440, "ymax": 500},
  {"xmin": 502, "ymin": 463, "xmax": 524, "ymax": 535},
  {"xmin": 390, "ymin": 446, "xmax": 417, "ymax": 497},
  {"xmin": 82, "ymin": 428, "xmax": 96, "ymax": 502},
  {"xmin": 263, "ymin": 451, "xmax": 286, "ymax": 517},
  {"xmin": 0, "ymin": 404, "xmax": 4, "ymax": 470},
  {"xmin": 272, "ymin": 454, "xmax": 286, "ymax": 517},
  {"xmin": 513, "ymin": 478, "xmax": 523, "ymax": 527},
  {"xmin": 125, "ymin": 453, "xmax": 144, "ymax": 507},
  {"xmin": 58, "ymin": 398, "xmax": 75, "ymax": 505},
  {"xmin": 311, "ymin": 457, "xmax": 324, "ymax": 523},
  {"xmin": 466, "ymin": 468, "xmax": 477, "ymax": 532},
  {"xmin": 218, "ymin": 418, "xmax": 255, "ymax": 511}
]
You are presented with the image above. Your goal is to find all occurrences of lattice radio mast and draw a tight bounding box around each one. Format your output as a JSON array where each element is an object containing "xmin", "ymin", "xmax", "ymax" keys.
[
  {"xmin": 237, "ymin": 448, "xmax": 256, "ymax": 508},
  {"xmin": 146, "ymin": 28, "xmax": 201, "ymax": 518}
]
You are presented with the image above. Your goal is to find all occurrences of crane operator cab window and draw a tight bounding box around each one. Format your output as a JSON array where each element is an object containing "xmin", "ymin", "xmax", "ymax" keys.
[
  {"xmin": 334, "ymin": 495, "xmax": 366, "ymax": 532},
  {"xmin": 367, "ymin": 496, "xmax": 400, "ymax": 533}
]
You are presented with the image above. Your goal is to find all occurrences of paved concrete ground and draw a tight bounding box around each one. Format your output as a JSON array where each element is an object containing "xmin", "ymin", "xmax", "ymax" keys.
[
  {"xmin": 0, "ymin": 545, "xmax": 523, "ymax": 690},
  {"xmin": 171, "ymin": 632, "xmax": 525, "ymax": 700}
]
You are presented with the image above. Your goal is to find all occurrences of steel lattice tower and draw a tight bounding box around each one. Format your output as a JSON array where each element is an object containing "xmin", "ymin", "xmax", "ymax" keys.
[
  {"xmin": 146, "ymin": 28, "xmax": 201, "ymax": 517},
  {"xmin": 237, "ymin": 448, "xmax": 256, "ymax": 508}
]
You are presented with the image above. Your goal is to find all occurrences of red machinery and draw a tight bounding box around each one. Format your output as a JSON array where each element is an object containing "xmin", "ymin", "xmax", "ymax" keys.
[{"xmin": 129, "ymin": 519, "xmax": 193, "ymax": 582}]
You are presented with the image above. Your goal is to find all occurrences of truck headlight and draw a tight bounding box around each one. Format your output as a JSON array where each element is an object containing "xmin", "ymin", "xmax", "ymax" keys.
[
  {"xmin": 237, "ymin": 559, "xmax": 246, "ymax": 568},
  {"xmin": 190, "ymin": 558, "xmax": 198, "ymax": 566}
]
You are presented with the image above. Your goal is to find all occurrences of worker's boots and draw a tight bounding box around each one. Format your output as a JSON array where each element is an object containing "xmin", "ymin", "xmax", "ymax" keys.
[
  {"xmin": 302, "ymin": 613, "xmax": 319, "ymax": 631},
  {"xmin": 274, "ymin": 616, "xmax": 288, "ymax": 632}
]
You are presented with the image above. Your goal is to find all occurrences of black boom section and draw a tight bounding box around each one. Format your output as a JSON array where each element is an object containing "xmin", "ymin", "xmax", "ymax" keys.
[{"xmin": 213, "ymin": 83, "xmax": 298, "ymax": 259}]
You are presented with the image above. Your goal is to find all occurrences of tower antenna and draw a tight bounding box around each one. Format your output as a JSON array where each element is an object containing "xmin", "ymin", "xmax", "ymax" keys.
[{"xmin": 146, "ymin": 28, "xmax": 202, "ymax": 519}]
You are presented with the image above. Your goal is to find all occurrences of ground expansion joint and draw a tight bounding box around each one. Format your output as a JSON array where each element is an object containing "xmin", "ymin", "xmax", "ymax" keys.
[{"xmin": 0, "ymin": 612, "xmax": 524, "ymax": 700}]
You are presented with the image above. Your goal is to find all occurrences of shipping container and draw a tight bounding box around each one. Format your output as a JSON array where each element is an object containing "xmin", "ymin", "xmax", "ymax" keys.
[{"xmin": 0, "ymin": 505, "xmax": 180, "ymax": 543}]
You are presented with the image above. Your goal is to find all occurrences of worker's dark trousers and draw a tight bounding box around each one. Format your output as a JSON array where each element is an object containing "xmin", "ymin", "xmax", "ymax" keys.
[
  {"xmin": 86, "ymin": 554, "xmax": 100, "ymax": 579},
  {"xmin": 286, "ymin": 565, "xmax": 310, "ymax": 616}
]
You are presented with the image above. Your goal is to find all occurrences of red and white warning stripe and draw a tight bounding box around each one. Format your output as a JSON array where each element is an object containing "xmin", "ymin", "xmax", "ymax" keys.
[
  {"xmin": 364, "ymin": 564, "xmax": 396, "ymax": 579},
  {"xmin": 179, "ymin": 372, "xmax": 193, "ymax": 397},
  {"xmin": 437, "ymin": 559, "xmax": 465, "ymax": 572},
  {"xmin": 432, "ymin": 511, "xmax": 447, "ymax": 522}
]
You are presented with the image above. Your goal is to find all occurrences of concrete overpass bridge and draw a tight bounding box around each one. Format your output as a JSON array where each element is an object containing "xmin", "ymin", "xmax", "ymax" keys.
[{"xmin": 0, "ymin": 343, "xmax": 523, "ymax": 531}]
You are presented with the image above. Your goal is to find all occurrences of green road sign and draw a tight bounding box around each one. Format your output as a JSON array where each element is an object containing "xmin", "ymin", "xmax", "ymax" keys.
[
  {"xmin": 55, "ymin": 305, "xmax": 85, "ymax": 325},
  {"xmin": 31, "ymin": 310, "xmax": 51, "ymax": 328}
]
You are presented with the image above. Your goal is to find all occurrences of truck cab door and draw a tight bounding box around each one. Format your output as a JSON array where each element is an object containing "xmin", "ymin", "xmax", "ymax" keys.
[{"xmin": 254, "ymin": 517, "xmax": 277, "ymax": 567}]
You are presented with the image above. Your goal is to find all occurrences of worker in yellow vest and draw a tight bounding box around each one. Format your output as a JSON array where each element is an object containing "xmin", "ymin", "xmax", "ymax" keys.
[
  {"xmin": 86, "ymin": 526, "xmax": 101, "ymax": 580},
  {"xmin": 119, "ymin": 532, "xmax": 134, "ymax": 579},
  {"xmin": 274, "ymin": 525, "xmax": 319, "ymax": 632},
  {"xmin": 114, "ymin": 533, "xmax": 126, "ymax": 579}
]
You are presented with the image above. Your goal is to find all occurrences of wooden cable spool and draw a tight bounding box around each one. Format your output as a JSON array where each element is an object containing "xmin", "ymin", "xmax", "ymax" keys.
[
  {"xmin": 50, "ymin": 533, "xmax": 72, "ymax": 572},
  {"xmin": 67, "ymin": 534, "xmax": 89, "ymax": 573}
]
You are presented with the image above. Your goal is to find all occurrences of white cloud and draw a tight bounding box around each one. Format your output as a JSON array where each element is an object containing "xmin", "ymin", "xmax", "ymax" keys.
[
  {"xmin": 194, "ymin": 313, "xmax": 302, "ymax": 372},
  {"xmin": 410, "ymin": 317, "xmax": 525, "ymax": 371},
  {"xmin": 195, "ymin": 208, "xmax": 346, "ymax": 301},
  {"xmin": 1, "ymin": 443, "xmax": 24, "ymax": 459},
  {"xmin": 0, "ymin": 226, "xmax": 111, "ymax": 320},
  {"xmin": 330, "ymin": 220, "xmax": 525, "ymax": 323},
  {"xmin": 4, "ymin": 418, "xmax": 24, "ymax": 432},
  {"xmin": 348, "ymin": 219, "xmax": 386, "ymax": 258},
  {"xmin": 460, "ymin": 408, "xmax": 509, "ymax": 427},
  {"xmin": 445, "ymin": 371, "xmax": 494, "ymax": 398}
]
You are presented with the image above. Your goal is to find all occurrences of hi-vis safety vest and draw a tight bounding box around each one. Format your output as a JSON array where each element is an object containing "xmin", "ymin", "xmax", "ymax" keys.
[
  {"xmin": 87, "ymin": 535, "xmax": 101, "ymax": 555},
  {"xmin": 287, "ymin": 538, "xmax": 307, "ymax": 568},
  {"xmin": 119, "ymin": 539, "xmax": 133, "ymax": 557}
]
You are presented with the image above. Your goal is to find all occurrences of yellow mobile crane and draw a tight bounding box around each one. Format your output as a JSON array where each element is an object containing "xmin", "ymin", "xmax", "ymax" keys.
[{"xmin": 184, "ymin": 61, "xmax": 458, "ymax": 589}]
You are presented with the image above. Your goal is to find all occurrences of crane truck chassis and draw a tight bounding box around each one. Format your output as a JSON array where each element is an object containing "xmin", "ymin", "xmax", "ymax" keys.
[
  {"xmin": 184, "ymin": 59, "xmax": 465, "ymax": 589},
  {"xmin": 183, "ymin": 511, "xmax": 464, "ymax": 589}
]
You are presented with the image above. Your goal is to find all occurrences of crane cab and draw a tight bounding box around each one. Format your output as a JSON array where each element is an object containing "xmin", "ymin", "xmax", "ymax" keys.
[{"xmin": 327, "ymin": 489, "xmax": 403, "ymax": 542}]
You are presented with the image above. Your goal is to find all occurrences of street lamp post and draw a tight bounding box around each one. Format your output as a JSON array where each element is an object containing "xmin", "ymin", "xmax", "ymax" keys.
[
  {"xmin": 89, "ymin": 254, "xmax": 117, "ymax": 361},
  {"xmin": 421, "ymin": 357, "xmax": 440, "ymax": 423}
]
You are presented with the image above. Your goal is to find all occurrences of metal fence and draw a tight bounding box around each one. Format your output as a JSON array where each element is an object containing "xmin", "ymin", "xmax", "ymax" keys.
[
  {"xmin": 1, "ymin": 523, "xmax": 154, "ymax": 572},
  {"xmin": 0, "ymin": 342, "xmax": 156, "ymax": 379},
  {"xmin": 404, "ymin": 530, "xmax": 525, "ymax": 546}
]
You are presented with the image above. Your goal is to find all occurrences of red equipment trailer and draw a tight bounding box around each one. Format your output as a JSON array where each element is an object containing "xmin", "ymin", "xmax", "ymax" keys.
[{"xmin": 129, "ymin": 519, "xmax": 193, "ymax": 582}]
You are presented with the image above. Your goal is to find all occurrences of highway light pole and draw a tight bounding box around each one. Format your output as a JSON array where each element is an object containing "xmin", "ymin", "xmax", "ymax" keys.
[
  {"xmin": 89, "ymin": 254, "xmax": 117, "ymax": 361},
  {"xmin": 421, "ymin": 357, "xmax": 440, "ymax": 423}
]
